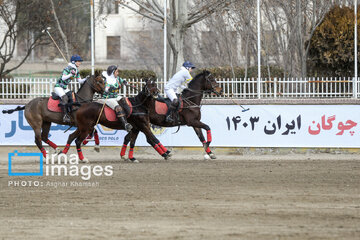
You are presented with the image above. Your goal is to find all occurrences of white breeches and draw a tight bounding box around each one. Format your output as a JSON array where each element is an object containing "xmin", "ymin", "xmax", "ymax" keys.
[
  {"xmin": 165, "ymin": 88, "xmax": 177, "ymax": 101},
  {"xmin": 54, "ymin": 87, "xmax": 70, "ymax": 98},
  {"xmin": 98, "ymin": 96, "xmax": 121, "ymax": 110}
]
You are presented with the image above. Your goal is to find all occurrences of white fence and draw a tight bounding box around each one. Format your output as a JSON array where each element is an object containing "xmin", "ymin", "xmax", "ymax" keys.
[{"xmin": 0, "ymin": 77, "xmax": 358, "ymax": 99}]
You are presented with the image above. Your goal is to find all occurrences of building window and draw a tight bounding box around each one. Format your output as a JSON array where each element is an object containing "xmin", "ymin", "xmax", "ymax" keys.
[
  {"xmin": 107, "ymin": 36, "xmax": 121, "ymax": 59},
  {"xmin": 99, "ymin": 0, "xmax": 119, "ymax": 14}
]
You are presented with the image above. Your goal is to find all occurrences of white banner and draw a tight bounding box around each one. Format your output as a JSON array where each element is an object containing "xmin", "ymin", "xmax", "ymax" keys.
[{"xmin": 0, "ymin": 105, "xmax": 359, "ymax": 147}]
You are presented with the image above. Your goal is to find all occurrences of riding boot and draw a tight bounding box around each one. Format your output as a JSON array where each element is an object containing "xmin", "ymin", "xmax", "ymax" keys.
[
  {"xmin": 115, "ymin": 106, "xmax": 133, "ymax": 132},
  {"xmin": 165, "ymin": 98, "xmax": 179, "ymax": 123},
  {"xmin": 165, "ymin": 105, "xmax": 175, "ymax": 123},
  {"xmin": 61, "ymin": 95, "xmax": 71, "ymax": 123}
]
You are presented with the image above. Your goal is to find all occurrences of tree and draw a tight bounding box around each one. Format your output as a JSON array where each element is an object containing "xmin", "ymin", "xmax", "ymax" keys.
[
  {"xmin": 0, "ymin": 0, "xmax": 51, "ymax": 77},
  {"xmin": 307, "ymin": 5, "xmax": 359, "ymax": 77},
  {"xmin": 117, "ymin": 0, "xmax": 234, "ymax": 76}
]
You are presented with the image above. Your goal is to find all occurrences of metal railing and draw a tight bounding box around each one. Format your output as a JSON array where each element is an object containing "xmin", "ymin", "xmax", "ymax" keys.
[{"xmin": 0, "ymin": 77, "xmax": 358, "ymax": 99}]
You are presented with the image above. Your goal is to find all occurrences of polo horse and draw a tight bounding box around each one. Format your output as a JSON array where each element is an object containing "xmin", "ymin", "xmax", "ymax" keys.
[
  {"xmin": 120, "ymin": 70, "xmax": 223, "ymax": 161},
  {"xmin": 2, "ymin": 71, "xmax": 105, "ymax": 157},
  {"xmin": 61, "ymin": 78, "xmax": 171, "ymax": 162}
]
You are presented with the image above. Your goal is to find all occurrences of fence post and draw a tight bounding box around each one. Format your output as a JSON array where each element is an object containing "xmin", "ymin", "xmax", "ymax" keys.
[{"xmin": 274, "ymin": 77, "xmax": 277, "ymax": 98}]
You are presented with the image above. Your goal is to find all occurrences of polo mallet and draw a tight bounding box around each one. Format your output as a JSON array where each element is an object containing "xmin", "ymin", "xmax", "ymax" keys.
[
  {"xmin": 42, "ymin": 27, "xmax": 68, "ymax": 62},
  {"xmin": 226, "ymin": 93, "xmax": 250, "ymax": 112}
]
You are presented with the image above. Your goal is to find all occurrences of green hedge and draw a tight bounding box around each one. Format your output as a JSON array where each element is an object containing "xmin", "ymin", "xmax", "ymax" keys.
[
  {"xmin": 196, "ymin": 66, "xmax": 284, "ymax": 79},
  {"xmin": 80, "ymin": 69, "xmax": 156, "ymax": 80}
]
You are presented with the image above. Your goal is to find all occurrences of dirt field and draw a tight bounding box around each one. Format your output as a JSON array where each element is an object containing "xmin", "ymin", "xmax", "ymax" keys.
[{"xmin": 0, "ymin": 146, "xmax": 359, "ymax": 240}]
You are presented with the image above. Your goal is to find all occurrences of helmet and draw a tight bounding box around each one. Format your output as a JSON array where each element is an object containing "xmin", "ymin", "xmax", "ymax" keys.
[
  {"xmin": 70, "ymin": 54, "xmax": 83, "ymax": 63},
  {"xmin": 107, "ymin": 65, "xmax": 118, "ymax": 76},
  {"xmin": 183, "ymin": 61, "xmax": 196, "ymax": 69}
]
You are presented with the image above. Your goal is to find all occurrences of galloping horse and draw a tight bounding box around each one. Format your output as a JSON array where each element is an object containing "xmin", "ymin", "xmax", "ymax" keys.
[
  {"xmin": 63, "ymin": 78, "xmax": 171, "ymax": 162},
  {"xmin": 121, "ymin": 70, "xmax": 223, "ymax": 161},
  {"xmin": 2, "ymin": 71, "xmax": 105, "ymax": 157}
]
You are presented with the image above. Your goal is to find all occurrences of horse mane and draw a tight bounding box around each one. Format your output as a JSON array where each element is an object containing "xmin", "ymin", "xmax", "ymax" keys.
[{"xmin": 187, "ymin": 70, "xmax": 210, "ymax": 89}]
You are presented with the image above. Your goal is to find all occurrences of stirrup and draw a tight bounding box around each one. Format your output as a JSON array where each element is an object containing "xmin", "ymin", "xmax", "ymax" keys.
[
  {"xmin": 165, "ymin": 115, "xmax": 173, "ymax": 123},
  {"xmin": 63, "ymin": 114, "xmax": 71, "ymax": 123},
  {"xmin": 125, "ymin": 123, "xmax": 133, "ymax": 132}
]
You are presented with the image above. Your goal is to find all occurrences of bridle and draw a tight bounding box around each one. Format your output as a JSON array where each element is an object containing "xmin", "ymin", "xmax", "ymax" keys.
[
  {"xmin": 75, "ymin": 75, "xmax": 104, "ymax": 103},
  {"xmin": 130, "ymin": 81, "xmax": 159, "ymax": 108}
]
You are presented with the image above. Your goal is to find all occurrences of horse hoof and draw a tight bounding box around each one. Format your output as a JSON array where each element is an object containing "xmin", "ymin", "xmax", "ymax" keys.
[
  {"xmin": 54, "ymin": 148, "xmax": 61, "ymax": 154},
  {"xmin": 209, "ymin": 152, "xmax": 216, "ymax": 159},
  {"xmin": 121, "ymin": 155, "xmax": 127, "ymax": 161},
  {"xmin": 204, "ymin": 154, "xmax": 211, "ymax": 160},
  {"xmin": 129, "ymin": 158, "xmax": 139, "ymax": 163},
  {"xmin": 81, "ymin": 158, "xmax": 90, "ymax": 164},
  {"xmin": 94, "ymin": 145, "xmax": 100, "ymax": 152},
  {"xmin": 166, "ymin": 150, "xmax": 172, "ymax": 157}
]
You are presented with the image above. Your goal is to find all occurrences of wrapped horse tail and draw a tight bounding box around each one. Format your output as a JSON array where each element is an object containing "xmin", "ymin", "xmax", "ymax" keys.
[{"xmin": 2, "ymin": 106, "xmax": 25, "ymax": 114}]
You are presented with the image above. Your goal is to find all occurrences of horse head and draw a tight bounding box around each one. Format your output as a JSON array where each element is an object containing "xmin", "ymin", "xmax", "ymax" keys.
[
  {"xmin": 89, "ymin": 70, "xmax": 105, "ymax": 94},
  {"xmin": 143, "ymin": 78, "xmax": 159, "ymax": 97},
  {"xmin": 201, "ymin": 70, "xmax": 223, "ymax": 96}
]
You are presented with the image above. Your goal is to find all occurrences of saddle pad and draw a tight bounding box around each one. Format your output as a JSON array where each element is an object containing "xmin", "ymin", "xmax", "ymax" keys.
[
  {"xmin": 155, "ymin": 99, "xmax": 183, "ymax": 115},
  {"xmin": 104, "ymin": 106, "xmax": 117, "ymax": 122},
  {"xmin": 124, "ymin": 97, "xmax": 133, "ymax": 117},
  {"xmin": 47, "ymin": 97, "xmax": 62, "ymax": 113},
  {"xmin": 155, "ymin": 101, "xmax": 168, "ymax": 115}
]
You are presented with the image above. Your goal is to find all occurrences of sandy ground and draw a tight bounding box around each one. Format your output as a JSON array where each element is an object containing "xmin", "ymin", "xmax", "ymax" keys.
[{"xmin": 0, "ymin": 146, "xmax": 359, "ymax": 240}]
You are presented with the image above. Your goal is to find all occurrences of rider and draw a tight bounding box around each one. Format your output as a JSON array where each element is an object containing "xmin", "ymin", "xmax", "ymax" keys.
[
  {"xmin": 54, "ymin": 54, "xmax": 87, "ymax": 123},
  {"xmin": 100, "ymin": 65, "xmax": 133, "ymax": 132},
  {"xmin": 164, "ymin": 61, "xmax": 195, "ymax": 123}
]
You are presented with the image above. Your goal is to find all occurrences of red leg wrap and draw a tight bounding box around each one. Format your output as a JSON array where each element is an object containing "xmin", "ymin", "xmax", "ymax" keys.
[
  {"xmin": 206, "ymin": 147, "xmax": 211, "ymax": 153},
  {"xmin": 62, "ymin": 144, "xmax": 70, "ymax": 154},
  {"xmin": 77, "ymin": 148, "xmax": 84, "ymax": 160},
  {"xmin": 158, "ymin": 143, "xmax": 167, "ymax": 153},
  {"xmin": 82, "ymin": 135, "xmax": 91, "ymax": 145},
  {"xmin": 94, "ymin": 131, "xmax": 100, "ymax": 145},
  {"xmin": 154, "ymin": 144, "xmax": 165, "ymax": 155},
  {"xmin": 207, "ymin": 130, "xmax": 212, "ymax": 142},
  {"xmin": 45, "ymin": 140, "xmax": 58, "ymax": 149},
  {"xmin": 129, "ymin": 148, "xmax": 134, "ymax": 159},
  {"xmin": 120, "ymin": 144, "xmax": 127, "ymax": 157},
  {"xmin": 40, "ymin": 147, "xmax": 47, "ymax": 158}
]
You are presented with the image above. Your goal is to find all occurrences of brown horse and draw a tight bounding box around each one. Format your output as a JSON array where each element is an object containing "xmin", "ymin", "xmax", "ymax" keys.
[
  {"xmin": 62, "ymin": 78, "xmax": 171, "ymax": 162},
  {"xmin": 2, "ymin": 71, "xmax": 105, "ymax": 157},
  {"xmin": 120, "ymin": 70, "xmax": 223, "ymax": 161}
]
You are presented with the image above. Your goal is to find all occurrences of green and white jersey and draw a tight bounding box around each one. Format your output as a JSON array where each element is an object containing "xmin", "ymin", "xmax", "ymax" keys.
[
  {"xmin": 55, "ymin": 63, "xmax": 81, "ymax": 89},
  {"xmin": 102, "ymin": 71, "xmax": 126, "ymax": 98}
]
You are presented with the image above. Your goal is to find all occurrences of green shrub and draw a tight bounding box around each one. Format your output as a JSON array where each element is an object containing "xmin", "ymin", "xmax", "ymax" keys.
[
  {"xmin": 196, "ymin": 66, "xmax": 284, "ymax": 79},
  {"xmin": 80, "ymin": 69, "xmax": 157, "ymax": 80}
]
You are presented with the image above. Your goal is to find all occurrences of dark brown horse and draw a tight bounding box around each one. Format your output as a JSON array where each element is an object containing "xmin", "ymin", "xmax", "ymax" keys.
[
  {"xmin": 2, "ymin": 71, "xmax": 105, "ymax": 157},
  {"xmin": 120, "ymin": 70, "xmax": 223, "ymax": 161},
  {"xmin": 62, "ymin": 78, "xmax": 171, "ymax": 162}
]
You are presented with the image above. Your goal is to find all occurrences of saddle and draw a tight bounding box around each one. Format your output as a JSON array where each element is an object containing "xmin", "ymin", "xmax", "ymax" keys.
[
  {"xmin": 47, "ymin": 91, "xmax": 78, "ymax": 113},
  {"xmin": 155, "ymin": 95, "xmax": 183, "ymax": 115},
  {"xmin": 103, "ymin": 97, "xmax": 133, "ymax": 122}
]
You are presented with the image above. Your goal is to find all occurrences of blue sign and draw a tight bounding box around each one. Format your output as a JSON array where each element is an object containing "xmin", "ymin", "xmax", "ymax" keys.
[{"xmin": 8, "ymin": 150, "xmax": 43, "ymax": 176}]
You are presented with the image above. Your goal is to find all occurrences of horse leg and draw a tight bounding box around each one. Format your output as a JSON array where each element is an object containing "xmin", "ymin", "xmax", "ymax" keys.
[
  {"xmin": 25, "ymin": 115, "xmax": 46, "ymax": 158},
  {"xmin": 82, "ymin": 129, "xmax": 100, "ymax": 152},
  {"xmin": 41, "ymin": 121, "xmax": 60, "ymax": 154},
  {"xmin": 75, "ymin": 130, "xmax": 91, "ymax": 163},
  {"xmin": 190, "ymin": 122, "xmax": 216, "ymax": 159},
  {"xmin": 62, "ymin": 129, "xmax": 80, "ymax": 154},
  {"xmin": 94, "ymin": 129, "xmax": 100, "ymax": 152},
  {"xmin": 193, "ymin": 127, "xmax": 215, "ymax": 159},
  {"xmin": 127, "ymin": 129, "xmax": 140, "ymax": 163},
  {"xmin": 120, "ymin": 131, "xmax": 132, "ymax": 159},
  {"xmin": 141, "ymin": 127, "xmax": 169, "ymax": 160}
]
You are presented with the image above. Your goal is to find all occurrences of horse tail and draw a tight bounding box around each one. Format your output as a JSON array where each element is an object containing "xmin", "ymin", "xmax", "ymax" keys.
[
  {"xmin": 172, "ymin": 125, "xmax": 181, "ymax": 134},
  {"xmin": 2, "ymin": 106, "xmax": 25, "ymax": 114}
]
